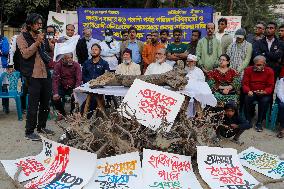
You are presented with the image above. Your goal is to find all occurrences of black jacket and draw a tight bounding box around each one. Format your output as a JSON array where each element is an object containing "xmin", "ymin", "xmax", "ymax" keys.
[
  {"xmin": 253, "ymin": 36, "xmax": 284, "ymax": 68},
  {"xmin": 18, "ymin": 32, "xmax": 51, "ymax": 77},
  {"xmin": 76, "ymin": 38, "xmax": 88, "ymax": 65}
]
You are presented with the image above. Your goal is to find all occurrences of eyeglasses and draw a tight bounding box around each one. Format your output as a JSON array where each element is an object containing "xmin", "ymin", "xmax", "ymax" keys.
[{"xmin": 174, "ymin": 34, "xmax": 182, "ymax": 36}]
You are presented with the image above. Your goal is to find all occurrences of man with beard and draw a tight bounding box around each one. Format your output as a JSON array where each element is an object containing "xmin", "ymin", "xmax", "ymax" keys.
[
  {"xmin": 166, "ymin": 28, "xmax": 188, "ymax": 62},
  {"xmin": 82, "ymin": 43, "xmax": 110, "ymax": 116},
  {"xmin": 196, "ymin": 23, "xmax": 222, "ymax": 73},
  {"xmin": 116, "ymin": 48, "xmax": 141, "ymax": 75},
  {"xmin": 100, "ymin": 28, "xmax": 120, "ymax": 72},
  {"xmin": 243, "ymin": 55, "xmax": 274, "ymax": 132},
  {"xmin": 160, "ymin": 29, "xmax": 169, "ymax": 48},
  {"xmin": 144, "ymin": 48, "xmax": 173, "ymax": 75},
  {"xmin": 253, "ymin": 22, "xmax": 284, "ymax": 79},
  {"xmin": 17, "ymin": 13, "xmax": 54, "ymax": 141},
  {"xmin": 142, "ymin": 30, "xmax": 165, "ymax": 72},
  {"xmin": 76, "ymin": 27, "xmax": 100, "ymax": 65},
  {"xmin": 52, "ymin": 53, "xmax": 82, "ymax": 117}
]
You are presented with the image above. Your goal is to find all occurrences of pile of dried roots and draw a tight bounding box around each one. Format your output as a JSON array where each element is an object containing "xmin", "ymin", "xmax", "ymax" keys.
[{"xmin": 56, "ymin": 102, "xmax": 225, "ymax": 159}]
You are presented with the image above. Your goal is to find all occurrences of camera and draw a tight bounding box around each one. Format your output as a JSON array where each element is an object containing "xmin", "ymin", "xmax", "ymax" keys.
[{"xmin": 46, "ymin": 32, "xmax": 55, "ymax": 39}]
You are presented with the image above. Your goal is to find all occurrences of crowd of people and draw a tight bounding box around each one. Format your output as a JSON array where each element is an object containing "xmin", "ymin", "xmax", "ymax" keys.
[{"xmin": 0, "ymin": 13, "xmax": 284, "ymax": 143}]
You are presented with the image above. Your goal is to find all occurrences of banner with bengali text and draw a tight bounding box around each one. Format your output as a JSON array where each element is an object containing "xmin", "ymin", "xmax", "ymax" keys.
[{"xmin": 77, "ymin": 7, "xmax": 213, "ymax": 41}]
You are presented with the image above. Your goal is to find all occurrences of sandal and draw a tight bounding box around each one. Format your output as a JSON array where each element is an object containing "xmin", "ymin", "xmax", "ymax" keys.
[{"xmin": 277, "ymin": 131, "xmax": 284, "ymax": 138}]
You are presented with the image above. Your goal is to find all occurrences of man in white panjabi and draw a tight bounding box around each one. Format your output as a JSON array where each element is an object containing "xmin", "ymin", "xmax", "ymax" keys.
[
  {"xmin": 182, "ymin": 54, "xmax": 217, "ymax": 117},
  {"xmin": 115, "ymin": 48, "xmax": 141, "ymax": 75},
  {"xmin": 144, "ymin": 48, "xmax": 173, "ymax": 75}
]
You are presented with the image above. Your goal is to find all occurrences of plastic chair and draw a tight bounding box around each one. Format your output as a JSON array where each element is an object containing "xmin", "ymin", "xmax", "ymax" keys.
[
  {"xmin": 269, "ymin": 103, "xmax": 279, "ymax": 131},
  {"xmin": 0, "ymin": 71, "xmax": 23, "ymax": 120}
]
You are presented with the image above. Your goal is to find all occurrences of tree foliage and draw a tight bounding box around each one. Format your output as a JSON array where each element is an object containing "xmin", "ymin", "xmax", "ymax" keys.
[
  {"xmin": 196, "ymin": 0, "xmax": 281, "ymax": 32},
  {"xmin": 1, "ymin": 0, "xmax": 282, "ymax": 31}
]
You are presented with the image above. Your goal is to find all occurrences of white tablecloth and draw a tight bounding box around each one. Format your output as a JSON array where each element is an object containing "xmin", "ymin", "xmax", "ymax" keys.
[
  {"xmin": 74, "ymin": 83, "xmax": 129, "ymax": 106},
  {"xmin": 74, "ymin": 81, "xmax": 217, "ymax": 117}
]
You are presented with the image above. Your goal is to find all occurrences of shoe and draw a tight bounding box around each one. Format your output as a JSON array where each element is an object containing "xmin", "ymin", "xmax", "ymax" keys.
[
  {"xmin": 255, "ymin": 123, "xmax": 263, "ymax": 132},
  {"xmin": 37, "ymin": 128, "xmax": 55, "ymax": 136},
  {"xmin": 256, "ymin": 127, "xmax": 263, "ymax": 132},
  {"xmin": 25, "ymin": 133, "xmax": 41, "ymax": 141},
  {"xmin": 3, "ymin": 108, "xmax": 9, "ymax": 114}
]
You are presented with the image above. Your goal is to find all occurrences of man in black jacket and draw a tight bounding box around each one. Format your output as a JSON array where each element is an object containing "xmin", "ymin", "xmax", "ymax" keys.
[
  {"xmin": 76, "ymin": 27, "xmax": 100, "ymax": 65},
  {"xmin": 253, "ymin": 22, "xmax": 284, "ymax": 79},
  {"xmin": 17, "ymin": 13, "xmax": 54, "ymax": 141}
]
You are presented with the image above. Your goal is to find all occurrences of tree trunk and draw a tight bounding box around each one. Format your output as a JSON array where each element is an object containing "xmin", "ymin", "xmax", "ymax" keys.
[
  {"xmin": 228, "ymin": 0, "xmax": 233, "ymax": 15},
  {"xmin": 144, "ymin": 0, "xmax": 152, "ymax": 8},
  {"xmin": 56, "ymin": 0, "xmax": 61, "ymax": 13}
]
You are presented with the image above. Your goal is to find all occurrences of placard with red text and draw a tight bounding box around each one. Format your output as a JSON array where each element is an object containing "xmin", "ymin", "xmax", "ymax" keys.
[
  {"xmin": 142, "ymin": 149, "xmax": 202, "ymax": 189},
  {"xmin": 120, "ymin": 79, "xmax": 185, "ymax": 132},
  {"xmin": 197, "ymin": 146, "xmax": 267, "ymax": 189}
]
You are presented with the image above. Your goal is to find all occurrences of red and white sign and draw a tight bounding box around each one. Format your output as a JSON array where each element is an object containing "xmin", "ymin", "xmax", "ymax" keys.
[{"xmin": 120, "ymin": 79, "xmax": 185, "ymax": 132}]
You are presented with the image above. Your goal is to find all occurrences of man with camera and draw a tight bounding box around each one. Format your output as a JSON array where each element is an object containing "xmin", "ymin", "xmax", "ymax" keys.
[{"xmin": 17, "ymin": 13, "xmax": 54, "ymax": 141}]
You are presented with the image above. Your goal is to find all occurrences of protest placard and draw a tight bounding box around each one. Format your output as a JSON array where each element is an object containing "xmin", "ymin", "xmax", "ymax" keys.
[
  {"xmin": 1, "ymin": 137, "xmax": 58, "ymax": 182},
  {"xmin": 197, "ymin": 146, "xmax": 266, "ymax": 189},
  {"xmin": 23, "ymin": 136, "xmax": 97, "ymax": 189},
  {"xmin": 215, "ymin": 16, "xmax": 242, "ymax": 35},
  {"xmin": 47, "ymin": 11, "xmax": 67, "ymax": 36},
  {"xmin": 84, "ymin": 152, "xmax": 142, "ymax": 189},
  {"xmin": 120, "ymin": 79, "xmax": 185, "ymax": 132},
  {"xmin": 142, "ymin": 149, "xmax": 202, "ymax": 189},
  {"xmin": 239, "ymin": 147, "xmax": 284, "ymax": 179},
  {"xmin": 53, "ymin": 35, "xmax": 80, "ymax": 62}
]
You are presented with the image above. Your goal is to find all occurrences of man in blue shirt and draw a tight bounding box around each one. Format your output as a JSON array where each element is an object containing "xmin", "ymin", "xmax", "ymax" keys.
[
  {"xmin": 120, "ymin": 27, "xmax": 144, "ymax": 70},
  {"xmin": 82, "ymin": 43, "xmax": 110, "ymax": 83},
  {"xmin": 82, "ymin": 43, "xmax": 109, "ymax": 117}
]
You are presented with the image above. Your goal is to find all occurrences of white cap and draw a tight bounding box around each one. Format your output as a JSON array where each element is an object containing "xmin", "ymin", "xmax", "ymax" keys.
[{"xmin": 187, "ymin": 54, "xmax": 197, "ymax": 61}]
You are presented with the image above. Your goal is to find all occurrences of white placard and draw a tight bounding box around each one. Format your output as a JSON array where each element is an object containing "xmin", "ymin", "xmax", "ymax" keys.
[
  {"xmin": 215, "ymin": 16, "xmax": 242, "ymax": 36},
  {"xmin": 239, "ymin": 147, "xmax": 284, "ymax": 179},
  {"xmin": 53, "ymin": 35, "xmax": 80, "ymax": 62},
  {"xmin": 120, "ymin": 79, "xmax": 185, "ymax": 132},
  {"xmin": 23, "ymin": 136, "xmax": 97, "ymax": 188},
  {"xmin": 142, "ymin": 149, "xmax": 203, "ymax": 189},
  {"xmin": 1, "ymin": 137, "xmax": 58, "ymax": 182},
  {"xmin": 197, "ymin": 146, "xmax": 266, "ymax": 189},
  {"xmin": 84, "ymin": 152, "xmax": 142, "ymax": 189},
  {"xmin": 47, "ymin": 11, "xmax": 67, "ymax": 36}
]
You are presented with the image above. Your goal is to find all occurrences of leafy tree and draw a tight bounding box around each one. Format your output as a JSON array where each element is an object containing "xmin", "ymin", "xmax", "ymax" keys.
[{"xmin": 196, "ymin": 0, "xmax": 281, "ymax": 32}]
